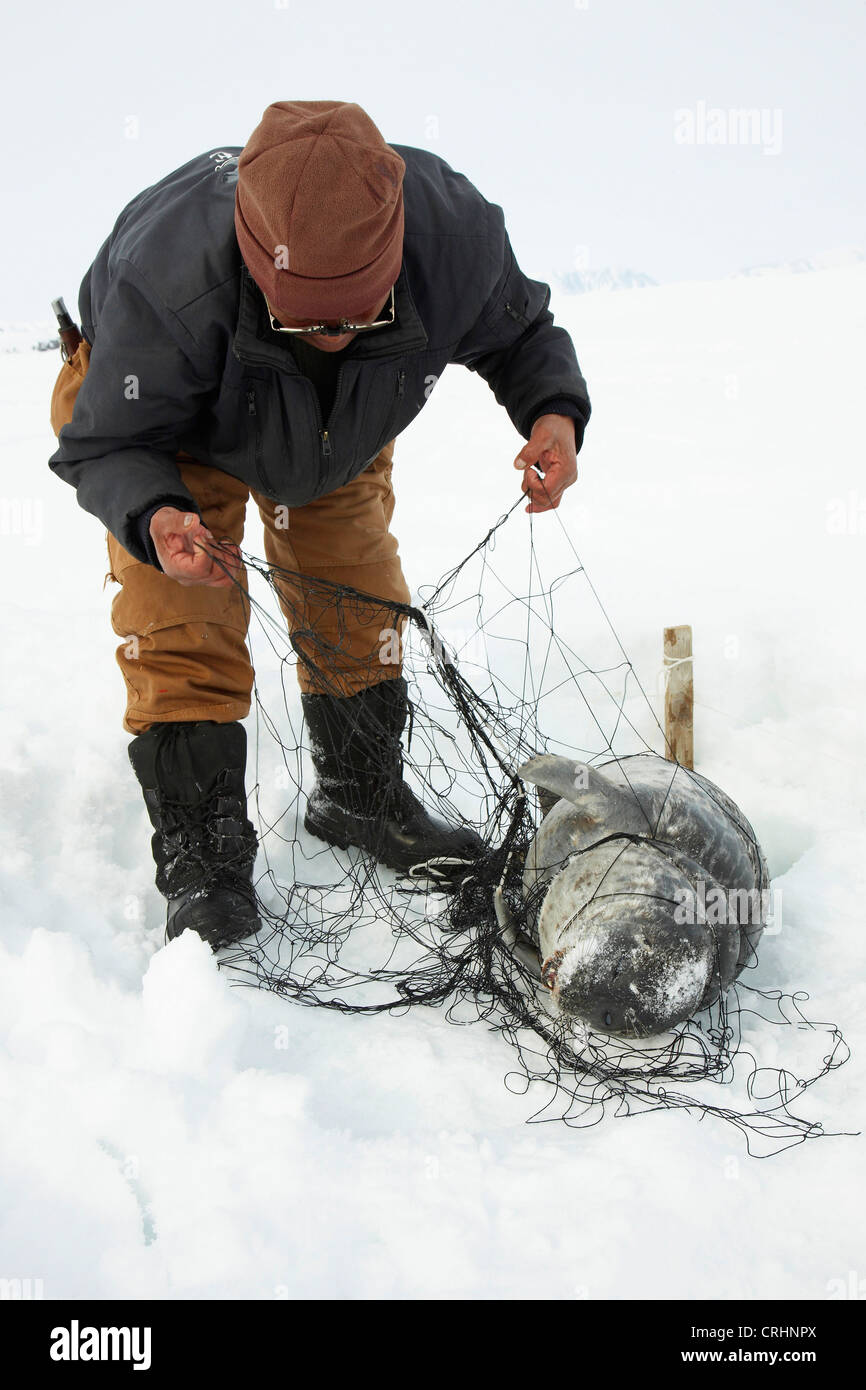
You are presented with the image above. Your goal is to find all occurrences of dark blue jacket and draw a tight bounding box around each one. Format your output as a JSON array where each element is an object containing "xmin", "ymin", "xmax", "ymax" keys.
[{"xmin": 49, "ymin": 143, "xmax": 591, "ymax": 565}]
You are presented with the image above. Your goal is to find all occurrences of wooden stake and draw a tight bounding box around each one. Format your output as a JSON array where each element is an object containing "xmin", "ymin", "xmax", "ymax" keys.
[{"xmin": 663, "ymin": 625, "xmax": 694, "ymax": 768}]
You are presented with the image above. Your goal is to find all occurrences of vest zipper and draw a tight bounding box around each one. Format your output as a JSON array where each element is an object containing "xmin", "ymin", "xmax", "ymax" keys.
[
  {"xmin": 318, "ymin": 359, "xmax": 351, "ymax": 458},
  {"xmin": 311, "ymin": 385, "xmax": 331, "ymax": 459},
  {"xmin": 254, "ymin": 375, "xmax": 333, "ymax": 467}
]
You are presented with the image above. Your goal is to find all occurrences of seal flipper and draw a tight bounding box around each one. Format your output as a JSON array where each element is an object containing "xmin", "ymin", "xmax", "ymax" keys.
[
  {"xmin": 517, "ymin": 754, "xmax": 643, "ymax": 831},
  {"xmin": 494, "ymin": 886, "xmax": 542, "ymax": 976}
]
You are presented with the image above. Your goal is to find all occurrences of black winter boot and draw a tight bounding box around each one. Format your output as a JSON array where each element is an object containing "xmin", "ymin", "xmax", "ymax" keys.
[
  {"xmin": 301, "ymin": 677, "xmax": 484, "ymax": 880},
  {"xmin": 128, "ymin": 720, "xmax": 261, "ymax": 950}
]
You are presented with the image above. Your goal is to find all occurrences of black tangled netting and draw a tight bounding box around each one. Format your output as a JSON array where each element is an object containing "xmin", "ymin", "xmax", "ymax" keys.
[{"xmin": 205, "ymin": 493, "xmax": 852, "ymax": 1159}]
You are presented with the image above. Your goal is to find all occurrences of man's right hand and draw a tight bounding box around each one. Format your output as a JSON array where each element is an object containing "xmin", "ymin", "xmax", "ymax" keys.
[{"xmin": 149, "ymin": 507, "xmax": 241, "ymax": 588}]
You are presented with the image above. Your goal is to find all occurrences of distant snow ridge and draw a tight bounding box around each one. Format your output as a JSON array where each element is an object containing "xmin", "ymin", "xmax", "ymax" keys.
[
  {"xmin": 733, "ymin": 248, "xmax": 866, "ymax": 278},
  {"xmin": 0, "ymin": 321, "xmax": 60, "ymax": 354},
  {"xmin": 556, "ymin": 268, "xmax": 658, "ymax": 294}
]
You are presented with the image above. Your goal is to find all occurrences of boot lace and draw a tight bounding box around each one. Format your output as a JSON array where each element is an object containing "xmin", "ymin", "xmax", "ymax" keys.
[{"xmin": 155, "ymin": 779, "xmax": 257, "ymax": 899}]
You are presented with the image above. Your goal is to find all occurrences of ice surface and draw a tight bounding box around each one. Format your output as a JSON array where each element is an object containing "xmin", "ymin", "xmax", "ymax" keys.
[{"xmin": 1, "ymin": 265, "xmax": 864, "ymax": 1297}]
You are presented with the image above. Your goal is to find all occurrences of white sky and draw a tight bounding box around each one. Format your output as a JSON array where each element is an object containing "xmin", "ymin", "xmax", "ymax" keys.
[{"xmin": 3, "ymin": 0, "xmax": 865, "ymax": 320}]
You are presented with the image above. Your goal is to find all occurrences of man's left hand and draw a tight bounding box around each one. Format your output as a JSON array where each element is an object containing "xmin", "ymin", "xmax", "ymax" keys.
[{"xmin": 513, "ymin": 413, "xmax": 578, "ymax": 514}]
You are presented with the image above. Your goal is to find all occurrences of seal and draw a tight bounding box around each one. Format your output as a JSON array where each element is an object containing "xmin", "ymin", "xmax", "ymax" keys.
[{"xmin": 514, "ymin": 753, "xmax": 770, "ymax": 1037}]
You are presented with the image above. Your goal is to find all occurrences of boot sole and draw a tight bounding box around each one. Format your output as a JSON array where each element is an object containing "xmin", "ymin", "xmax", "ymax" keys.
[
  {"xmin": 167, "ymin": 894, "xmax": 263, "ymax": 952},
  {"xmin": 305, "ymin": 807, "xmax": 415, "ymax": 872},
  {"xmin": 305, "ymin": 810, "xmax": 381, "ymax": 859},
  {"xmin": 304, "ymin": 809, "xmax": 480, "ymax": 881},
  {"xmin": 166, "ymin": 919, "xmax": 263, "ymax": 952}
]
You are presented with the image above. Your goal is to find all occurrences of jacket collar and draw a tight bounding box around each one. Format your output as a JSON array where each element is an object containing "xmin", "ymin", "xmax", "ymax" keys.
[{"xmin": 232, "ymin": 261, "xmax": 428, "ymax": 369}]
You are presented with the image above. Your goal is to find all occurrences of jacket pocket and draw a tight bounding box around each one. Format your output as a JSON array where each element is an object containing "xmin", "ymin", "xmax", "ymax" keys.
[
  {"xmin": 504, "ymin": 300, "xmax": 532, "ymax": 329},
  {"xmin": 378, "ymin": 367, "xmax": 406, "ymax": 449},
  {"xmin": 245, "ymin": 385, "xmax": 275, "ymax": 494},
  {"xmin": 50, "ymin": 340, "xmax": 91, "ymax": 437}
]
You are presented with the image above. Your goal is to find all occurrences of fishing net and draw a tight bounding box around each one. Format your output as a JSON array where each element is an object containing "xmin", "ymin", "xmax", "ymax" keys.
[{"xmin": 204, "ymin": 492, "xmax": 851, "ymax": 1159}]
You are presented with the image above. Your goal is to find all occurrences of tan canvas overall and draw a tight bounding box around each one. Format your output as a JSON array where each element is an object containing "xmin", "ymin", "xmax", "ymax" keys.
[{"xmin": 50, "ymin": 343, "xmax": 410, "ymax": 732}]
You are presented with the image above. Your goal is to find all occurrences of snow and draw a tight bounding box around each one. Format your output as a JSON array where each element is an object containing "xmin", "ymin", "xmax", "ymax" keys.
[{"xmin": 1, "ymin": 264, "xmax": 865, "ymax": 1299}]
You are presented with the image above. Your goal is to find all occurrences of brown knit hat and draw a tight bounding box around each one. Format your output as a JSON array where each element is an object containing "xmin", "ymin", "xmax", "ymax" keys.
[{"xmin": 234, "ymin": 100, "xmax": 405, "ymax": 321}]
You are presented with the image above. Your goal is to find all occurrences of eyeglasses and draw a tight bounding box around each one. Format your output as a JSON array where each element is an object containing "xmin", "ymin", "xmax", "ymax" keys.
[{"xmin": 264, "ymin": 284, "xmax": 396, "ymax": 337}]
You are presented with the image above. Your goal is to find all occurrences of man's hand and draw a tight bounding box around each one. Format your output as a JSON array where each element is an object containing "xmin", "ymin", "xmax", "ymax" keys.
[
  {"xmin": 513, "ymin": 413, "xmax": 578, "ymax": 514},
  {"xmin": 149, "ymin": 507, "xmax": 241, "ymax": 588}
]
